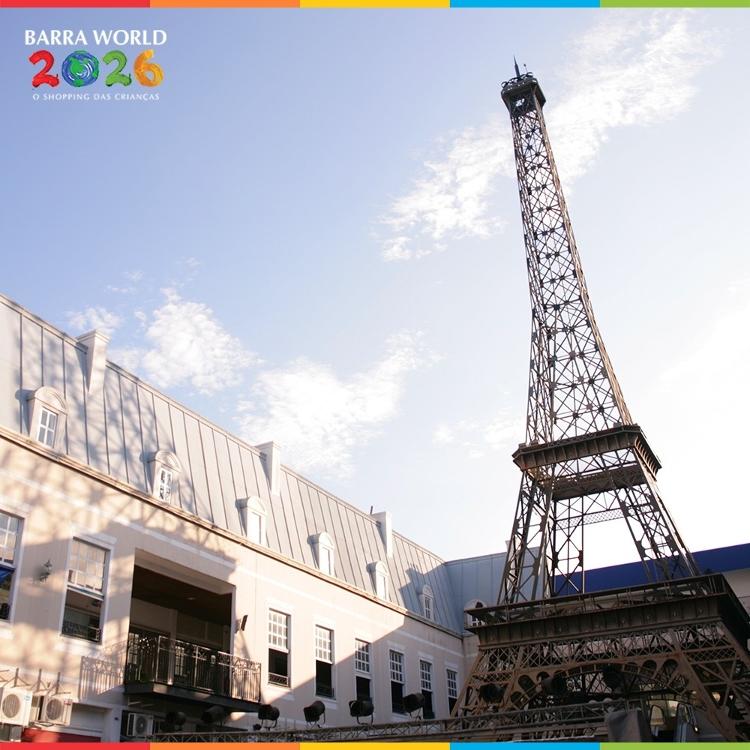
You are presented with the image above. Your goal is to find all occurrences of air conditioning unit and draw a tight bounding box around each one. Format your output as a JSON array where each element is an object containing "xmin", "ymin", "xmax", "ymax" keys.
[
  {"xmin": 39, "ymin": 693, "xmax": 74, "ymax": 726},
  {"xmin": 0, "ymin": 687, "xmax": 32, "ymax": 726},
  {"xmin": 126, "ymin": 712, "xmax": 154, "ymax": 737}
]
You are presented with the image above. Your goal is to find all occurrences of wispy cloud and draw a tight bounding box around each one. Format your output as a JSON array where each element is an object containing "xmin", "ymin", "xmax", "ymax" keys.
[
  {"xmin": 237, "ymin": 332, "xmax": 437, "ymax": 477},
  {"xmin": 433, "ymin": 409, "xmax": 524, "ymax": 460},
  {"xmin": 380, "ymin": 121, "xmax": 514, "ymax": 262},
  {"xmin": 66, "ymin": 307, "xmax": 122, "ymax": 337},
  {"xmin": 380, "ymin": 11, "xmax": 719, "ymax": 262},
  {"xmin": 111, "ymin": 288, "xmax": 256, "ymax": 394},
  {"xmin": 106, "ymin": 269, "xmax": 144, "ymax": 295}
]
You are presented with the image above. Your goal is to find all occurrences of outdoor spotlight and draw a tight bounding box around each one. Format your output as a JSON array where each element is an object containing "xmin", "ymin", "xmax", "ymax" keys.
[
  {"xmin": 201, "ymin": 705, "xmax": 226, "ymax": 725},
  {"xmin": 403, "ymin": 692, "xmax": 425, "ymax": 717},
  {"xmin": 303, "ymin": 700, "xmax": 326, "ymax": 725},
  {"xmin": 349, "ymin": 699, "xmax": 374, "ymax": 724},
  {"xmin": 478, "ymin": 683, "xmax": 503, "ymax": 703},
  {"xmin": 541, "ymin": 673, "xmax": 568, "ymax": 697},
  {"xmin": 257, "ymin": 703, "xmax": 280, "ymax": 729}
]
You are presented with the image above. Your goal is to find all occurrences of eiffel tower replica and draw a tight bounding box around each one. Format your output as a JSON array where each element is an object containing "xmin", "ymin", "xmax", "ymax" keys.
[{"xmin": 455, "ymin": 65, "xmax": 750, "ymax": 741}]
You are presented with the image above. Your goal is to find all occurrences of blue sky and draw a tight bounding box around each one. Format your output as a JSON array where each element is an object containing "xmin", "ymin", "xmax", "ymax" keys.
[{"xmin": 2, "ymin": 8, "xmax": 750, "ymax": 564}]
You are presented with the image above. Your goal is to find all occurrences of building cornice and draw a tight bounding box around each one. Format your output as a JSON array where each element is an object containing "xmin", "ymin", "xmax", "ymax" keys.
[{"xmin": 0, "ymin": 423, "xmax": 462, "ymax": 638}]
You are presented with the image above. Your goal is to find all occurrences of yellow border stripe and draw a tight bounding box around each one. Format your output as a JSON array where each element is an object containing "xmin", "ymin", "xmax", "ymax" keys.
[{"xmin": 299, "ymin": 0, "xmax": 449, "ymax": 7}]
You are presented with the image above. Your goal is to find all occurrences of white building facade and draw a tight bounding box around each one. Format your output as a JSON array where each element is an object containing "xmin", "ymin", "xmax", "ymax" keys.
[{"xmin": 0, "ymin": 292, "xmax": 475, "ymax": 741}]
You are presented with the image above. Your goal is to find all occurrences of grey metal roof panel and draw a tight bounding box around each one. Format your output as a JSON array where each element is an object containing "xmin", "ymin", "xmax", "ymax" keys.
[{"xmin": 0, "ymin": 293, "xmax": 464, "ymax": 632}]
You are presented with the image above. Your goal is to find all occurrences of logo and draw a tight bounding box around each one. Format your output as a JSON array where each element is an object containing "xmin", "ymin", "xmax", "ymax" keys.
[{"xmin": 26, "ymin": 29, "xmax": 167, "ymax": 102}]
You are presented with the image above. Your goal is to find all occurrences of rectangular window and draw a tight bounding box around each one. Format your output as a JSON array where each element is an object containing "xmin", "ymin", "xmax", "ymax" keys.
[
  {"xmin": 157, "ymin": 467, "xmax": 173, "ymax": 502},
  {"xmin": 355, "ymin": 639, "xmax": 371, "ymax": 699},
  {"xmin": 356, "ymin": 674, "xmax": 371, "ymax": 700},
  {"xmin": 37, "ymin": 408, "xmax": 57, "ymax": 448},
  {"xmin": 420, "ymin": 660, "xmax": 434, "ymax": 719},
  {"xmin": 248, "ymin": 512, "xmax": 262, "ymax": 544},
  {"xmin": 62, "ymin": 539, "xmax": 107, "ymax": 642},
  {"xmin": 354, "ymin": 639, "xmax": 370, "ymax": 673},
  {"xmin": 315, "ymin": 625, "xmax": 334, "ymax": 698},
  {"xmin": 0, "ymin": 512, "xmax": 20, "ymax": 621},
  {"xmin": 447, "ymin": 669, "xmax": 458, "ymax": 713},
  {"xmin": 389, "ymin": 649, "xmax": 405, "ymax": 714},
  {"xmin": 319, "ymin": 546, "xmax": 333, "ymax": 575},
  {"xmin": 424, "ymin": 595, "xmax": 433, "ymax": 621},
  {"xmin": 376, "ymin": 571, "xmax": 388, "ymax": 599},
  {"xmin": 268, "ymin": 609, "xmax": 290, "ymax": 686}
]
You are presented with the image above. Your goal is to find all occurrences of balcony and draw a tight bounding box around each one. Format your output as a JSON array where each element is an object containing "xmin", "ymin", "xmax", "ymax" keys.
[{"xmin": 124, "ymin": 632, "xmax": 261, "ymax": 710}]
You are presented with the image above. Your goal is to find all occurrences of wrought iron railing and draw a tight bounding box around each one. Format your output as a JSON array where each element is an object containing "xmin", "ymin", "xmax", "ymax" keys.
[
  {"xmin": 124, "ymin": 632, "xmax": 260, "ymax": 702},
  {"xmin": 62, "ymin": 618, "xmax": 102, "ymax": 642},
  {"xmin": 467, "ymin": 573, "xmax": 737, "ymax": 627}
]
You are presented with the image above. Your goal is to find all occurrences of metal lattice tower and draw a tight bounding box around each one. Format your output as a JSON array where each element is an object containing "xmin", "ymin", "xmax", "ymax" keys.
[
  {"xmin": 453, "ymin": 67, "xmax": 750, "ymax": 742},
  {"xmin": 499, "ymin": 67, "xmax": 698, "ymax": 603}
]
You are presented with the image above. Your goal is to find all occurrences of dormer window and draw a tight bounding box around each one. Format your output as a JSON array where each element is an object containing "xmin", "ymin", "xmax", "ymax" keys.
[
  {"xmin": 313, "ymin": 532, "xmax": 335, "ymax": 576},
  {"xmin": 37, "ymin": 408, "xmax": 58, "ymax": 447},
  {"xmin": 464, "ymin": 599, "xmax": 485, "ymax": 629},
  {"xmin": 148, "ymin": 450, "xmax": 181, "ymax": 505},
  {"xmin": 369, "ymin": 561, "xmax": 389, "ymax": 600},
  {"xmin": 27, "ymin": 387, "xmax": 67, "ymax": 452},
  {"xmin": 420, "ymin": 585, "xmax": 434, "ymax": 621},
  {"xmin": 237, "ymin": 496, "xmax": 267, "ymax": 545}
]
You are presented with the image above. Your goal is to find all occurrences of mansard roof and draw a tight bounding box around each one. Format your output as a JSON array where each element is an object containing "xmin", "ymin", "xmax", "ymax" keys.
[{"xmin": 0, "ymin": 292, "xmax": 462, "ymax": 633}]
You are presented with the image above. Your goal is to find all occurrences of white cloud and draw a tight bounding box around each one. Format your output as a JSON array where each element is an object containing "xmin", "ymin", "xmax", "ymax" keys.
[
  {"xmin": 547, "ymin": 12, "xmax": 719, "ymax": 185},
  {"xmin": 381, "ymin": 120, "xmax": 513, "ymax": 262},
  {"xmin": 111, "ymin": 288, "xmax": 256, "ymax": 394},
  {"xmin": 381, "ymin": 11, "xmax": 719, "ymax": 262},
  {"xmin": 106, "ymin": 269, "xmax": 144, "ymax": 294},
  {"xmin": 66, "ymin": 307, "xmax": 122, "ymax": 337},
  {"xmin": 433, "ymin": 424, "xmax": 455, "ymax": 445},
  {"xmin": 238, "ymin": 332, "xmax": 436, "ymax": 478},
  {"xmin": 433, "ymin": 409, "xmax": 524, "ymax": 460}
]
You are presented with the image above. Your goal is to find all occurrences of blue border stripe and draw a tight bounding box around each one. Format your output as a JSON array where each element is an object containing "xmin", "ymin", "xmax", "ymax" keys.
[{"xmin": 451, "ymin": 0, "xmax": 598, "ymax": 5}]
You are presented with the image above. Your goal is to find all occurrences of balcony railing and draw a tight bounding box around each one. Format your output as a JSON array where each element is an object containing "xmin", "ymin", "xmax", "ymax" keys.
[
  {"xmin": 62, "ymin": 618, "xmax": 102, "ymax": 642},
  {"xmin": 124, "ymin": 632, "xmax": 261, "ymax": 703}
]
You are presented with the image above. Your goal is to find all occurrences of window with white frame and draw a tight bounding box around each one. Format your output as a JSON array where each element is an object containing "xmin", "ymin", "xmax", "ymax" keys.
[
  {"xmin": 315, "ymin": 626, "xmax": 334, "ymax": 698},
  {"xmin": 354, "ymin": 639, "xmax": 371, "ymax": 700},
  {"xmin": 62, "ymin": 539, "xmax": 107, "ymax": 643},
  {"xmin": 239, "ymin": 496, "xmax": 267, "ymax": 545},
  {"xmin": 148, "ymin": 450, "xmax": 181, "ymax": 505},
  {"xmin": 248, "ymin": 511, "xmax": 263, "ymax": 544},
  {"xmin": 420, "ymin": 659, "xmax": 435, "ymax": 719},
  {"xmin": 268, "ymin": 609, "xmax": 290, "ymax": 686},
  {"xmin": 446, "ymin": 669, "xmax": 459, "ymax": 713},
  {"xmin": 314, "ymin": 532, "xmax": 335, "ymax": 576},
  {"xmin": 420, "ymin": 584, "xmax": 434, "ymax": 621},
  {"xmin": 157, "ymin": 467, "xmax": 173, "ymax": 502},
  {"xmin": 389, "ymin": 649, "xmax": 405, "ymax": 714},
  {"xmin": 27, "ymin": 386, "xmax": 67, "ymax": 451},
  {"xmin": 0, "ymin": 512, "xmax": 21, "ymax": 621},
  {"xmin": 37, "ymin": 408, "xmax": 58, "ymax": 447},
  {"xmin": 370, "ymin": 561, "xmax": 388, "ymax": 600}
]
